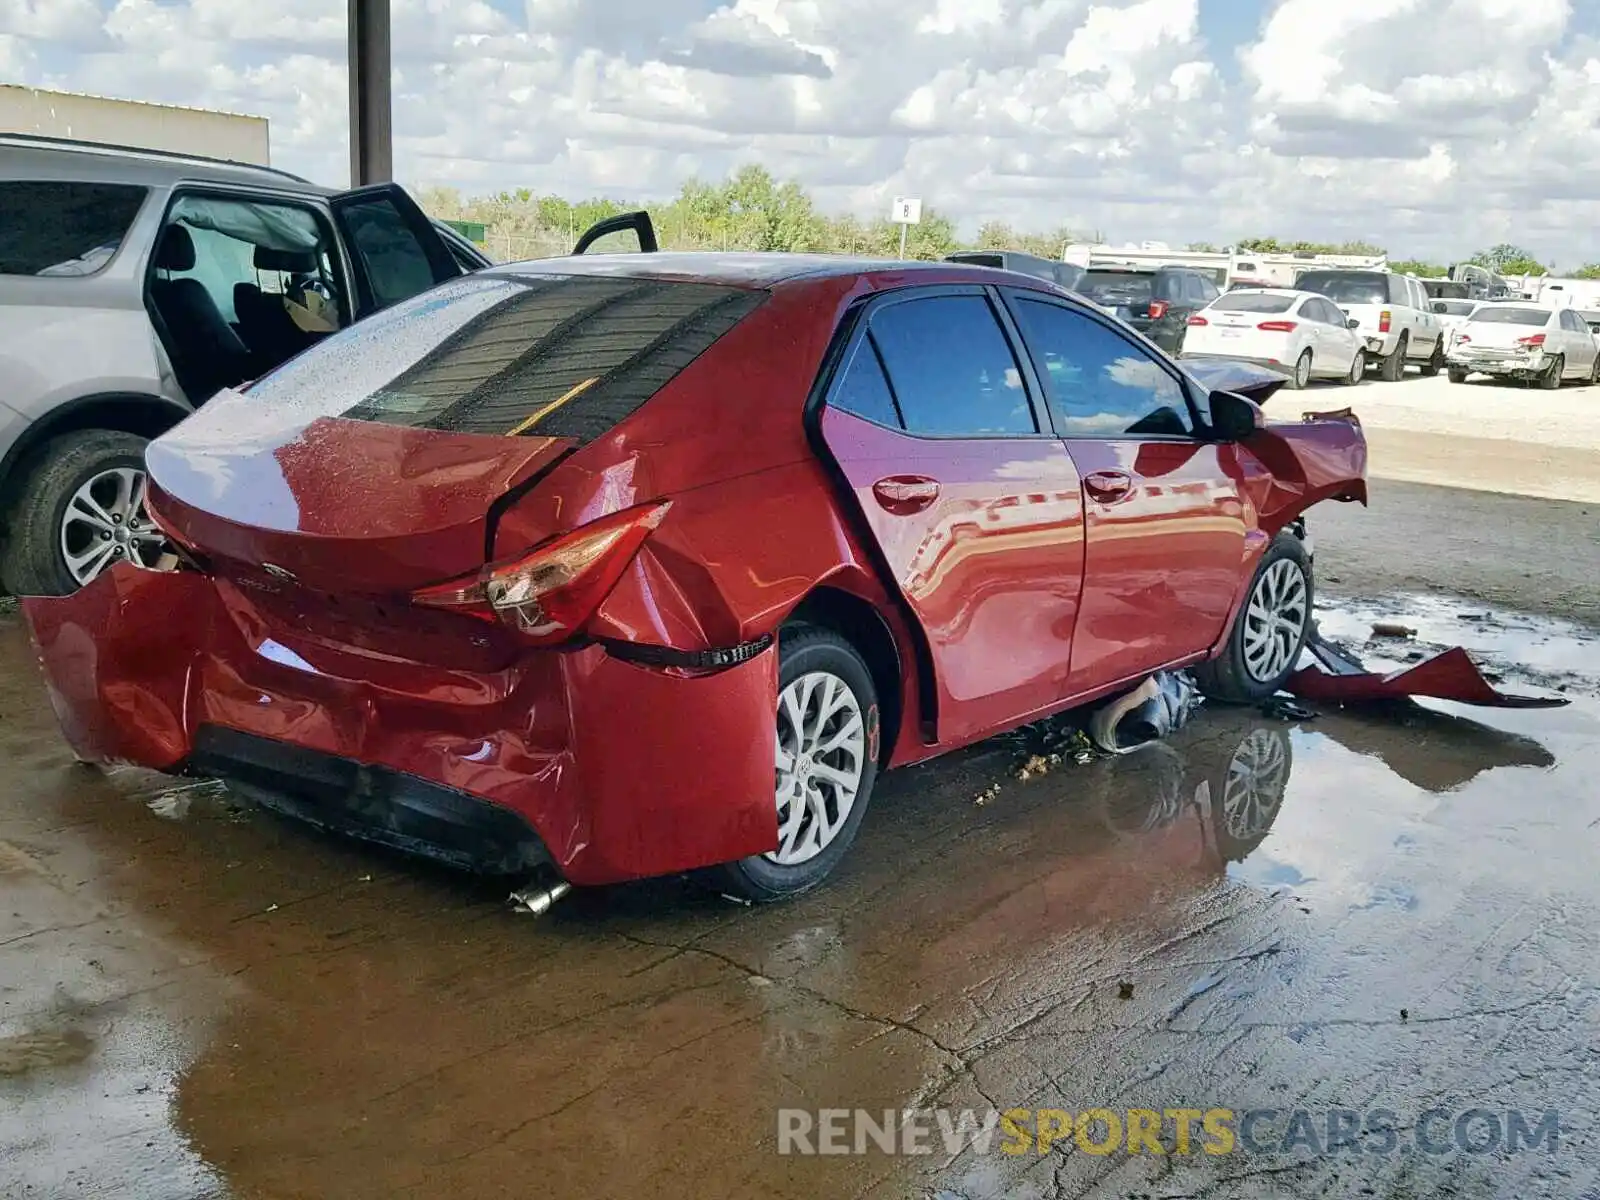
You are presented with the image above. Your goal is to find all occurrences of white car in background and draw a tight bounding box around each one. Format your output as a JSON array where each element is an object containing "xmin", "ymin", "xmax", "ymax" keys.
[
  {"xmin": 1428, "ymin": 298, "xmax": 1479, "ymax": 344},
  {"xmin": 1446, "ymin": 304, "xmax": 1600, "ymax": 388},
  {"xmin": 1179, "ymin": 288, "xmax": 1366, "ymax": 389}
]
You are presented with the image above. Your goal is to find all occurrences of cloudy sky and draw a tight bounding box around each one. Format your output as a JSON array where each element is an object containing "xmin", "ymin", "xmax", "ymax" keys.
[{"xmin": 5, "ymin": 0, "xmax": 1600, "ymax": 263}]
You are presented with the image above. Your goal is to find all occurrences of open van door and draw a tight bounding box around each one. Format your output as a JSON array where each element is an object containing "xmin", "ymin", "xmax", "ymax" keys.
[
  {"xmin": 573, "ymin": 211, "xmax": 658, "ymax": 255},
  {"xmin": 329, "ymin": 182, "xmax": 462, "ymax": 317}
]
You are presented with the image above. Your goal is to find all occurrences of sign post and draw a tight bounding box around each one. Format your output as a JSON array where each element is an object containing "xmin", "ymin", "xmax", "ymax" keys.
[{"xmin": 890, "ymin": 196, "xmax": 922, "ymax": 259}]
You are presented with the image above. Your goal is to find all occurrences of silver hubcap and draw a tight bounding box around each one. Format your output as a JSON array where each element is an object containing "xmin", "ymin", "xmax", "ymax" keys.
[
  {"xmin": 60, "ymin": 467, "xmax": 167, "ymax": 585},
  {"xmin": 1296, "ymin": 352, "xmax": 1310, "ymax": 387},
  {"xmin": 1241, "ymin": 558, "xmax": 1309, "ymax": 683},
  {"xmin": 1222, "ymin": 729, "xmax": 1290, "ymax": 841},
  {"xmin": 767, "ymin": 670, "xmax": 866, "ymax": 866}
]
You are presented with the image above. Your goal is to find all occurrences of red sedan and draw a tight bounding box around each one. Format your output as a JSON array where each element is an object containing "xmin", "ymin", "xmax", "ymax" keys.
[{"xmin": 22, "ymin": 247, "xmax": 1366, "ymax": 901}]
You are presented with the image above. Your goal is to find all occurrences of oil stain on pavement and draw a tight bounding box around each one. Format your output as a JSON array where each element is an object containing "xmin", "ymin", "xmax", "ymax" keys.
[{"xmin": 1, "ymin": 596, "xmax": 1597, "ymax": 1200}]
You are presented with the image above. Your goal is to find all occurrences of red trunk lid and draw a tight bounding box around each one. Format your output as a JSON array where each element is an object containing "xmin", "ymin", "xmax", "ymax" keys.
[{"xmin": 147, "ymin": 392, "xmax": 570, "ymax": 595}]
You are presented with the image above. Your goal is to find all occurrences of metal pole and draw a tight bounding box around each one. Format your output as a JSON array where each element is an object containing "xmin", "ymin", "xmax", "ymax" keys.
[
  {"xmin": 347, "ymin": 0, "xmax": 393, "ymax": 186},
  {"xmin": 898, "ymin": 222, "xmax": 908, "ymax": 259}
]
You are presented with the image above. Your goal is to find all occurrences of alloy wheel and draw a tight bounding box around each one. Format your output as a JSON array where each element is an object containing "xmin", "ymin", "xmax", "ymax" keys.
[
  {"xmin": 1240, "ymin": 558, "xmax": 1309, "ymax": 683},
  {"xmin": 1294, "ymin": 351, "xmax": 1311, "ymax": 389},
  {"xmin": 767, "ymin": 670, "xmax": 867, "ymax": 866},
  {"xmin": 1221, "ymin": 728, "xmax": 1291, "ymax": 843},
  {"xmin": 60, "ymin": 467, "xmax": 167, "ymax": 585}
]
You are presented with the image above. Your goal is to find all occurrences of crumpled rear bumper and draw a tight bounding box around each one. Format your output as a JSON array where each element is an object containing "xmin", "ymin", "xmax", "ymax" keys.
[{"xmin": 22, "ymin": 565, "xmax": 781, "ymax": 886}]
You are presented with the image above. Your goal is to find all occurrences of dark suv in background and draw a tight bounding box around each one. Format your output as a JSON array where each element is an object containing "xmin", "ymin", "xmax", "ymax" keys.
[
  {"xmin": 1076, "ymin": 265, "xmax": 1220, "ymax": 353},
  {"xmin": 944, "ymin": 250, "xmax": 1084, "ymax": 293}
]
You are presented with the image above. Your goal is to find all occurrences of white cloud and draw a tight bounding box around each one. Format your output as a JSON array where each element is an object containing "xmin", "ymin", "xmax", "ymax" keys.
[{"xmin": 4, "ymin": 0, "xmax": 1599, "ymax": 264}]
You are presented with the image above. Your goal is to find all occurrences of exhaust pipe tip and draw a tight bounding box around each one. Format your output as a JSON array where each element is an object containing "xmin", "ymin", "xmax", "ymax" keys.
[{"xmin": 509, "ymin": 880, "xmax": 572, "ymax": 917}]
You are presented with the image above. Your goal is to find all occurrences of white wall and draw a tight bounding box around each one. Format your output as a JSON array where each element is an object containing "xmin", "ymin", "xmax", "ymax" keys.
[{"xmin": 0, "ymin": 86, "xmax": 270, "ymax": 165}]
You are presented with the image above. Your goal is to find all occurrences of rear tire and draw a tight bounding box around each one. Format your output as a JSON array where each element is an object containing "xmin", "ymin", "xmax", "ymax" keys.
[
  {"xmin": 1194, "ymin": 531, "xmax": 1313, "ymax": 705},
  {"xmin": 709, "ymin": 624, "xmax": 880, "ymax": 903},
  {"xmin": 1540, "ymin": 356, "xmax": 1563, "ymax": 390},
  {"xmin": 1447, "ymin": 366, "xmax": 1469, "ymax": 384},
  {"xmin": 1342, "ymin": 349, "xmax": 1366, "ymax": 386},
  {"xmin": 1420, "ymin": 338, "xmax": 1444, "ymax": 376},
  {"xmin": 1589, "ymin": 355, "xmax": 1600, "ymax": 385},
  {"xmin": 0, "ymin": 430, "xmax": 155, "ymax": 597},
  {"xmin": 1379, "ymin": 334, "xmax": 1407, "ymax": 382},
  {"xmin": 1287, "ymin": 349, "xmax": 1312, "ymax": 389}
]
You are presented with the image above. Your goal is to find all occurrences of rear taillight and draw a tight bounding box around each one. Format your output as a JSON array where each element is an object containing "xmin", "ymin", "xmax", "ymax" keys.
[
  {"xmin": 1379, "ymin": 310, "xmax": 1392, "ymax": 333},
  {"xmin": 411, "ymin": 500, "xmax": 671, "ymax": 643},
  {"xmin": 1148, "ymin": 300, "xmax": 1170, "ymax": 320},
  {"xmin": 1517, "ymin": 333, "xmax": 1546, "ymax": 347},
  {"xmin": 1257, "ymin": 320, "xmax": 1298, "ymax": 332},
  {"xmin": 1455, "ymin": 334, "xmax": 1471, "ymax": 344},
  {"xmin": 1187, "ymin": 315, "xmax": 1208, "ymax": 326}
]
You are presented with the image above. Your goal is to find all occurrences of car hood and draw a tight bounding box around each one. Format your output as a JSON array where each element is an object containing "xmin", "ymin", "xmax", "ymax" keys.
[{"xmin": 1182, "ymin": 359, "xmax": 1291, "ymax": 405}]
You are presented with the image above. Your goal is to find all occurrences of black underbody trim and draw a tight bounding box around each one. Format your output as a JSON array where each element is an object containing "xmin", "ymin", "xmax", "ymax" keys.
[
  {"xmin": 600, "ymin": 633, "xmax": 773, "ymax": 670},
  {"xmin": 184, "ymin": 725, "xmax": 550, "ymax": 876}
]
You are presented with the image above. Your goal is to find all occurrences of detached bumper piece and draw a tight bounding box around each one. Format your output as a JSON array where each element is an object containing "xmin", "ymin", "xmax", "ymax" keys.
[
  {"xmin": 186, "ymin": 725, "xmax": 550, "ymax": 876},
  {"xmin": 1288, "ymin": 629, "xmax": 1569, "ymax": 709}
]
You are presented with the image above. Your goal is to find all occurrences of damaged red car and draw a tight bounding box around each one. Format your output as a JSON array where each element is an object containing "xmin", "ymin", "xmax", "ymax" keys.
[{"xmin": 23, "ymin": 241, "xmax": 1367, "ymax": 901}]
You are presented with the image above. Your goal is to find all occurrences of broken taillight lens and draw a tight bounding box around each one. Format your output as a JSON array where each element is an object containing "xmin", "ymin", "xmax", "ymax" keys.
[
  {"xmin": 1516, "ymin": 333, "xmax": 1546, "ymax": 347},
  {"xmin": 411, "ymin": 500, "xmax": 671, "ymax": 643}
]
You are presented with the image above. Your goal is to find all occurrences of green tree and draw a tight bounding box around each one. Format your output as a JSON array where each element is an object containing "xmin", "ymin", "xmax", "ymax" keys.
[
  {"xmin": 1470, "ymin": 244, "xmax": 1549, "ymax": 276},
  {"xmin": 1570, "ymin": 263, "xmax": 1600, "ymax": 280},
  {"xmin": 976, "ymin": 220, "xmax": 1017, "ymax": 249},
  {"xmin": 1389, "ymin": 260, "xmax": 1448, "ymax": 278}
]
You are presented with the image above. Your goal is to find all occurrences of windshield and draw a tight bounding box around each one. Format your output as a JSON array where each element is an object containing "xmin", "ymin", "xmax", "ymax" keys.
[
  {"xmin": 1081, "ymin": 271, "xmax": 1154, "ymax": 302},
  {"xmin": 1469, "ymin": 307, "xmax": 1550, "ymax": 327},
  {"xmin": 1210, "ymin": 293, "xmax": 1294, "ymax": 314},
  {"xmin": 1295, "ymin": 272, "xmax": 1388, "ymax": 305}
]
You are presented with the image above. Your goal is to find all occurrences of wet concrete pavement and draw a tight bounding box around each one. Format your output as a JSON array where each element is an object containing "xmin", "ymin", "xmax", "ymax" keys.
[{"xmin": 3, "ymin": 593, "xmax": 1599, "ymax": 1200}]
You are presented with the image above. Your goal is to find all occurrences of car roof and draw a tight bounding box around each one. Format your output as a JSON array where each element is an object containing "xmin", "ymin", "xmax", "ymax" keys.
[
  {"xmin": 0, "ymin": 133, "xmax": 325, "ymax": 194},
  {"xmin": 1218, "ymin": 287, "xmax": 1308, "ymax": 299},
  {"xmin": 483, "ymin": 251, "xmax": 1046, "ymax": 290}
]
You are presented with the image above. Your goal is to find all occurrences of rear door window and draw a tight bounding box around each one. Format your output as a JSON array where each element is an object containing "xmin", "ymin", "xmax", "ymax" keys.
[
  {"xmin": 247, "ymin": 273, "xmax": 766, "ymax": 443},
  {"xmin": 0, "ymin": 181, "xmax": 148, "ymax": 276},
  {"xmin": 829, "ymin": 339, "xmax": 902, "ymax": 428},
  {"xmin": 1011, "ymin": 298, "xmax": 1194, "ymax": 438},
  {"xmin": 867, "ymin": 294, "xmax": 1035, "ymax": 436}
]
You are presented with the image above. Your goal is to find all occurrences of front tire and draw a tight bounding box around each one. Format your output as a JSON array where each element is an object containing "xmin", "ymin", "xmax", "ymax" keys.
[
  {"xmin": 1342, "ymin": 349, "xmax": 1366, "ymax": 386},
  {"xmin": 1194, "ymin": 531, "xmax": 1313, "ymax": 705},
  {"xmin": 710, "ymin": 625, "xmax": 880, "ymax": 903},
  {"xmin": 0, "ymin": 430, "xmax": 162, "ymax": 596}
]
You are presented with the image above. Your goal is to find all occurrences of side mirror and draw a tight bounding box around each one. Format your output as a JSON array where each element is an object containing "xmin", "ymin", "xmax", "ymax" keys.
[
  {"xmin": 1208, "ymin": 390, "xmax": 1264, "ymax": 441},
  {"xmin": 1347, "ymin": 317, "xmax": 1360, "ymax": 329}
]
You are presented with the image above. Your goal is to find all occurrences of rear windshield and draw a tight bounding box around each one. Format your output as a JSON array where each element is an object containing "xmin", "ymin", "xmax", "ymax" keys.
[
  {"xmin": 1081, "ymin": 271, "xmax": 1154, "ymax": 302},
  {"xmin": 245, "ymin": 273, "xmax": 765, "ymax": 440},
  {"xmin": 0, "ymin": 181, "xmax": 148, "ymax": 276},
  {"xmin": 1296, "ymin": 272, "xmax": 1388, "ymax": 305},
  {"xmin": 1210, "ymin": 292, "xmax": 1294, "ymax": 314},
  {"xmin": 1470, "ymin": 306, "xmax": 1550, "ymax": 327}
]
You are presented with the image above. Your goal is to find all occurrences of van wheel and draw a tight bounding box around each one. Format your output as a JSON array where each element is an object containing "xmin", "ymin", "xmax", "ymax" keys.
[
  {"xmin": 1447, "ymin": 367, "xmax": 1469, "ymax": 384},
  {"xmin": 708, "ymin": 624, "xmax": 880, "ymax": 903},
  {"xmin": 1194, "ymin": 532, "xmax": 1313, "ymax": 704},
  {"xmin": 1379, "ymin": 334, "xmax": 1408, "ymax": 382},
  {"xmin": 0, "ymin": 431, "xmax": 163, "ymax": 596},
  {"xmin": 1420, "ymin": 339, "xmax": 1444, "ymax": 376}
]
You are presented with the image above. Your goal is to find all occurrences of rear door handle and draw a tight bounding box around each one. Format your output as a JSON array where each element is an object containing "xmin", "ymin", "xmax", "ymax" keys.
[
  {"xmin": 871, "ymin": 475, "xmax": 940, "ymax": 514},
  {"xmin": 1084, "ymin": 470, "xmax": 1134, "ymax": 503}
]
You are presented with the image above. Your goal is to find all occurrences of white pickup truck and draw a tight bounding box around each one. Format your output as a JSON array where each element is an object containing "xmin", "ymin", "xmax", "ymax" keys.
[{"xmin": 1293, "ymin": 269, "xmax": 1447, "ymax": 381}]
